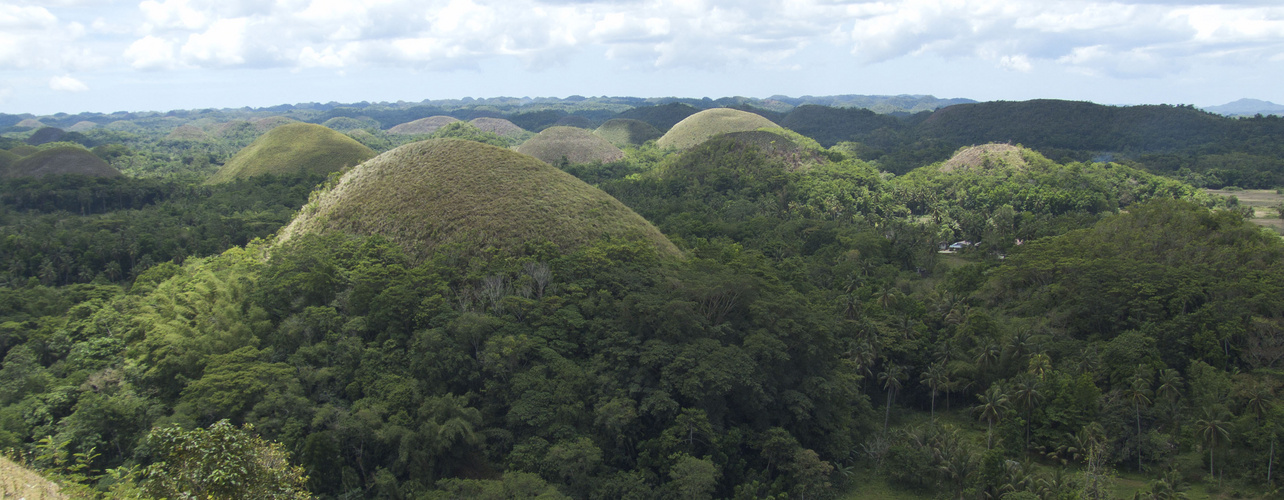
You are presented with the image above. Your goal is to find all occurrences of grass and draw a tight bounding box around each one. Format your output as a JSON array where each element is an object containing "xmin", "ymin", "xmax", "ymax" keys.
[
  {"xmin": 615, "ymin": 102, "xmax": 701, "ymax": 132},
  {"xmin": 25, "ymin": 127, "xmax": 67, "ymax": 146},
  {"xmin": 67, "ymin": 121, "xmax": 97, "ymax": 132},
  {"xmin": 469, "ymin": 117, "xmax": 526, "ymax": 138},
  {"xmin": 4, "ymin": 145, "xmax": 119, "ymax": 179},
  {"xmin": 552, "ymin": 115, "xmax": 595, "ymax": 129},
  {"xmin": 656, "ymin": 108, "xmax": 781, "ymax": 149},
  {"xmin": 594, "ymin": 118, "xmax": 662, "ymax": 147},
  {"xmin": 0, "ymin": 149, "xmax": 18, "ymax": 171},
  {"xmin": 0, "ymin": 456, "xmax": 66, "ymax": 500},
  {"xmin": 515, "ymin": 126, "xmax": 625, "ymax": 165},
  {"xmin": 717, "ymin": 129, "xmax": 828, "ymax": 171},
  {"xmin": 15, "ymin": 118, "xmax": 44, "ymax": 128},
  {"xmin": 388, "ymin": 116, "xmax": 460, "ymax": 135},
  {"xmin": 278, "ymin": 138, "xmax": 680, "ymax": 262},
  {"xmin": 940, "ymin": 143, "xmax": 1029, "ymax": 173},
  {"xmin": 206, "ymin": 123, "xmax": 376, "ymax": 184},
  {"xmin": 7, "ymin": 145, "xmax": 38, "ymax": 156},
  {"xmin": 1206, "ymin": 188, "xmax": 1284, "ymax": 235}
]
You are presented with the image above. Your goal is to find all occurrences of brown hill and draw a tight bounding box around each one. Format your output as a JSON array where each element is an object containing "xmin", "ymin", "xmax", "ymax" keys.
[
  {"xmin": 939, "ymin": 143, "xmax": 1029, "ymax": 173},
  {"xmin": 388, "ymin": 116, "xmax": 460, "ymax": 135},
  {"xmin": 516, "ymin": 126, "xmax": 625, "ymax": 164},
  {"xmin": 3, "ymin": 146, "xmax": 120, "ymax": 178},
  {"xmin": 469, "ymin": 117, "xmax": 526, "ymax": 137},
  {"xmin": 656, "ymin": 108, "xmax": 780, "ymax": 149},
  {"xmin": 206, "ymin": 123, "xmax": 375, "ymax": 184}
]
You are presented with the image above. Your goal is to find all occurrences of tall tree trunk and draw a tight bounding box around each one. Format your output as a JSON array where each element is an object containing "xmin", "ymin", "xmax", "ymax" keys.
[
  {"xmin": 884, "ymin": 390, "xmax": 893, "ymax": 433},
  {"xmin": 1136, "ymin": 402, "xmax": 1142, "ymax": 472}
]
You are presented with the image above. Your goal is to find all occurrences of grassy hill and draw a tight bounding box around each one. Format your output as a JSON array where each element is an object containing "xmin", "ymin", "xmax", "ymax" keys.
[
  {"xmin": 716, "ymin": 130, "xmax": 828, "ymax": 171},
  {"xmin": 278, "ymin": 138, "xmax": 679, "ymax": 260},
  {"xmin": 322, "ymin": 116, "xmax": 381, "ymax": 131},
  {"xmin": 594, "ymin": 118, "xmax": 662, "ymax": 147},
  {"xmin": 656, "ymin": 108, "xmax": 780, "ymax": 149},
  {"xmin": 516, "ymin": 126, "xmax": 625, "ymax": 165},
  {"xmin": 388, "ymin": 116, "xmax": 460, "ymax": 135},
  {"xmin": 615, "ymin": 102, "xmax": 701, "ymax": 132},
  {"xmin": 0, "ymin": 149, "xmax": 19, "ymax": 173},
  {"xmin": 15, "ymin": 118, "xmax": 44, "ymax": 128},
  {"xmin": 67, "ymin": 121, "xmax": 98, "ymax": 132},
  {"xmin": 252, "ymin": 116, "xmax": 298, "ymax": 132},
  {"xmin": 552, "ymin": 115, "xmax": 595, "ymax": 129},
  {"xmin": 2, "ymin": 146, "xmax": 120, "ymax": 179},
  {"xmin": 165, "ymin": 125, "xmax": 209, "ymax": 141},
  {"xmin": 939, "ymin": 143, "xmax": 1029, "ymax": 172},
  {"xmin": 469, "ymin": 117, "xmax": 526, "ymax": 138},
  {"xmin": 25, "ymin": 127, "xmax": 67, "ymax": 146},
  {"xmin": 206, "ymin": 123, "xmax": 376, "ymax": 184}
]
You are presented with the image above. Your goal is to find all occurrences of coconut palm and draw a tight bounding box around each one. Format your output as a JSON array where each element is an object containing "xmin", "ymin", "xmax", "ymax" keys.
[
  {"xmin": 879, "ymin": 363, "xmax": 906, "ymax": 433},
  {"xmin": 922, "ymin": 363, "xmax": 949, "ymax": 421},
  {"xmin": 1126, "ymin": 373, "xmax": 1153, "ymax": 472},
  {"xmin": 1011, "ymin": 376, "xmax": 1042, "ymax": 450},
  {"xmin": 1195, "ymin": 407, "xmax": 1231, "ymax": 479},
  {"xmin": 975, "ymin": 383, "xmax": 1009, "ymax": 449}
]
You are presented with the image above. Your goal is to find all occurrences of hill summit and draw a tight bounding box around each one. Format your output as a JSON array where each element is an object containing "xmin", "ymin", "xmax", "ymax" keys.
[
  {"xmin": 206, "ymin": 123, "xmax": 376, "ymax": 184},
  {"xmin": 278, "ymin": 138, "xmax": 679, "ymax": 260},
  {"xmin": 516, "ymin": 126, "xmax": 625, "ymax": 164},
  {"xmin": 1, "ymin": 146, "xmax": 120, "ymax": 179},
  {"xmin": 656, "ymin": 108, "xmax": 780, "ymax": 150}
]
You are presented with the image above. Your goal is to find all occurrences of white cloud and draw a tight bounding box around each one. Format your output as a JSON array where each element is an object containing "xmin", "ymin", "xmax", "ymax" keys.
[
  {"xmin": 49, "ymin": 75, "xmax": 89, "ymax": 92},
  {"xmin": 180, "ymin": 17, "xmax": 249, "ymax": 66},
  {"xmin": 125, "ymin": 35, "xmax": 178, "ymax": 69}
]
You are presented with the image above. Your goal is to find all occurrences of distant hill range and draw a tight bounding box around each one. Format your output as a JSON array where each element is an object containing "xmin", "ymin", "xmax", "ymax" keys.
[{"xmin": 1203, "ymin": 98, "xmax": 1284, "ymax": 117}]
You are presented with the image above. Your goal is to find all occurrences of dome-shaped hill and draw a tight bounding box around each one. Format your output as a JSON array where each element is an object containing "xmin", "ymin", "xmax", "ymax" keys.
[
  {"xmin": 215, "ymin": 120, "xmax": 257, "ymax": 138},
  {"xmin": 277, "ymin": 138, "xmax": 679, "ymax": 261},
  {"xmin": 7, "ymin": 145, "xmax": 38, "ymax": 156},
  {"xmin": 616, "ymin": 102, "xmax": 701, "ymax": 132},
  {"xmin": 322, "ymin": 116, "xmax": 381, "ymax": 132},
  {"xmin": 68, "ymin": 121, "xmax": 98, "ymax": 132},
  {"xmin": 165, "ymin": 125, "xmax": 209, "ymax": 141},
  {"xmin": 15, "ymin": 118, "xmax": 44, "ymax": 129},
  {"xmin": 252, "ymin": 116, "xmax": 298, "ymax": 132},
  {"xmin": 105, "ymin": 120, "xmax": 143, "ymax": 133},
  {"xmin": 469, "ymin": 117, "xmax": 525, "ymax": 138},
  {"xmin": 206, "ymin": 123, "xmax": 376, "ymax": 184},
  {"xmin": 594, "ymin": 119, "xmax": 662, "ymax": 147},
  {"xmin": 3, "ymin": 146, "xmax": 120, "ymax": 179},
  {"xmin": 388, "ymin": 116, "xmax": 459, "ymax": 135},
  {"xmin": 516, "ymin": 126, "xmax": 625, "ymax": 165},
  {"xmin": 552, "ymin": 115, "xmax": 595, "ymax": 129},
  {"xmin": 656, "ymin": 108, "xmax": 780, "ymax": 150},
  {"xmin": 0, "ymin": 149, "xmax": 19, "ymax": 173},
  {"xmin": 940, "ymin": 143, "xmax": 1030, "ymax": 173},
  {"xmin": 26, "ymin": 127, "xmax": 67, "ymax": 146},
  {"xmin": 717, "ymin": 130, "xmax": 827, "ymax": 171}
]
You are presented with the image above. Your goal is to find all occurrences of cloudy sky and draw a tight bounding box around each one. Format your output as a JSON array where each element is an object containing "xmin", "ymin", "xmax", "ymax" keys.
[{"xmin": 2, "ymin": 0, "xmax": 1283, "ymax": 115}]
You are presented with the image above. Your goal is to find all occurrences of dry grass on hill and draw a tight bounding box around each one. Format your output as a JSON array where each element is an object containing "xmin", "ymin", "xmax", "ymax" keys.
[
  {"xmin": 939, "ymin": 143, "xmax": 1029, "ymax": 172},
  {"xmin": 1, "ymin": 457, "xmax": 66, "ymax": 500},
  {"xmin": 656, "ymin": 108, "xmax": 780, "ymax": 150},
  {"xmin": 278, "ymin": 138, "xmax": 679, "ymax": 261},
  {"xmin": 206, "ymin": 123, "xmax": 375, "ymax": 184},
  {"xmin": 3, "ymin": 146, "xmax": 120, "ymax": 179},
  {"xmin": 594, "ymin": 119, "xmax": 662, "ymax": 147},
  {"xmin": 516, "ymin": 126, "xmax": 625, "ymax": 165},
  {"xmin": 252, "ymin": 116, "xmax": 298, "ymax": 132},
  {"xmin": 469, "ymin": 117, "xmax": 526, "ymax": 137},
  {"xmin": 388, "ymin": 116, "xmax": 460, "ymax": 135}
]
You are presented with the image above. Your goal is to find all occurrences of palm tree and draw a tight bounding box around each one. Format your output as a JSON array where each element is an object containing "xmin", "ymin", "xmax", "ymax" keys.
[
  {"xmin": 1011, "ymin": 377, "xmax": 1042, "ymax": 450},
  {"xmin": 922, "ymin": 363, "xmax": 949, "ymax": 421},
  {"xmin": 1127, "ymin": 373, "xmax": 1153, "ymax": 472},
  {"xmin": 879, "ymin": 362, "xmax": 906, "ymax": 433},
  {"xmin": 975, "ymin": 383, "xmax": 1009, "ymax": 449},
  {"xmin": 1195, "ymin": 407, "xmax": 1231, "ymax": 480}
]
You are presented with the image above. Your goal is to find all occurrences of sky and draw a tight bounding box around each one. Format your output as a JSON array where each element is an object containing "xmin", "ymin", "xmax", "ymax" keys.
[{"xmin": 2, "ymin": 0, "xmax": 1283, "ymax": 115}]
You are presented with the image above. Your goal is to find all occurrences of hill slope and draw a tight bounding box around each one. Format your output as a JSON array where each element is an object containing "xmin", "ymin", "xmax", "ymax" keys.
[
  {"xmin": 388, "ymin": 116, "xmax": 460, "ymax": 135},
  {"xmin": 516, "ymin": 126, "xmax": 625, "ymax": 164},
  {"xmin": 278, "ymin": 138, "xmax": 679, "ymax": 260},
  {"xmin": 206, "ymin": 123, "xmax": 376, "ymax": 184},
  {"xmin": 594, "ymin": 119, "xmax": 662, "ymax": 147},
  {"xmin": 656, "ymin": 108, "xmax": 780, "ymax": 150},
  {"xmin": 3, "ymin": 146, "xmax": 120, "ymax": 178}
]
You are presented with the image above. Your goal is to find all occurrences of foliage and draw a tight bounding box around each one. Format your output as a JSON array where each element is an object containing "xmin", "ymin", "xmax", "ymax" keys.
[{"xmin": 142, "ymin": 420, "xmax": 311, "ymax": 499}]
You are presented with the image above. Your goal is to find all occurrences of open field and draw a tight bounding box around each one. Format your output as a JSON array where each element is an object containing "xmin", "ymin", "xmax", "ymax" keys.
[{"xmin": 1206, "ymin": 188, "xmax": 1284, "ymax": 234}]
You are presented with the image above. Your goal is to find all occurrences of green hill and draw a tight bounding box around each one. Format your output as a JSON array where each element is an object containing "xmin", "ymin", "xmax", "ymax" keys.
[
  {"xmin": 552, "ymin": 115, "xmax": 595, "ymax": 129},
  {"xmin": 594, "ymin": 118, "xmax": 662, "ymax": 146},
  {"xmin": 0, "ymin": 149, "xmax": 18, "ymax": 172},
  {"xmin": 165, "ymin": 125, "xmax": 209, "ymax": 141},
  {"xmin": 780, "ymin": 105, "xmax": 904, "ymax": 147},
  {"xmin": 252, "ymin": 116, "xmax": 298, "ymax": 132},
  {"xmin": 14, "ymin": 118, "xmax": 43, "ymax": 129},
  {"xmin": 469, "ymin": 117, "xmax": 526, "ymax": 137},
  {"xmin": 322, "ymin": 116, "xmax": 381, "ymax": 131},
  {"xmin": 278, "ymin": 138, "xmax": 679, "ymax": 260},
  {"xmin": 516, "ymin": 126, "xmax": 625, "ymax": 164},
  {"xmin": 206, "ymin": 123, "xmax": 376, "ymax": 184},
  {"xmin": 3, "ymin": 145, "xmax": 120, "ymax": 178},
  {"xmin": 68, "ymin": 121, "xmax": 98, "ymax": 132},
  {"xmin": 656, "ymin": 108, "xmax": 780, "ymax": 149},
  {"xmin": 716, "ymin": 130, "xmax": 827, "ymax": 171},
  {"xmin": 25, "ymin": 127, "xmax": 67, "ymax": 146},
  {"xmin": 615, "ymin": 102, "xmax": 701, "ymax": 131},
  {"xmin": 6, "ymin": 145, "xmax": 37, "ymax": 156},
  {"xmin": 388, "ymin": 116, "xmax": 460, "ymax": 135}
]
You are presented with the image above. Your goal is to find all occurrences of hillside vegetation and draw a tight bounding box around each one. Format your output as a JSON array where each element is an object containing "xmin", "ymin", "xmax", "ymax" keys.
[
  {"xmin": 387, "ymin": 115, "xmax": 459, "ymax": 135},
  {"xmin": 594, "ymin": 118, "xmax": 662, "ymax": 146},
  {"xmin": 279, "ymin": 138, "xmax": 678, "ymax": 260},
  {"xmin": 206, "ymin": 123, "xmax": 375, "ymax": 184}
]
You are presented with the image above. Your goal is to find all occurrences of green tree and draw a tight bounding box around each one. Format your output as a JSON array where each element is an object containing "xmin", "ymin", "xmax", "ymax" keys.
[
  {"xmin": 1195, "ymin": 407, "xmax": 1231, "ymax": 480},
  {"xmin": 142, "ymin": 420, "xmax": 311, "ymax": 499},
  {"xmin": 975, "ymin": 383, "xmax": 1009, "ymax": 449}
]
